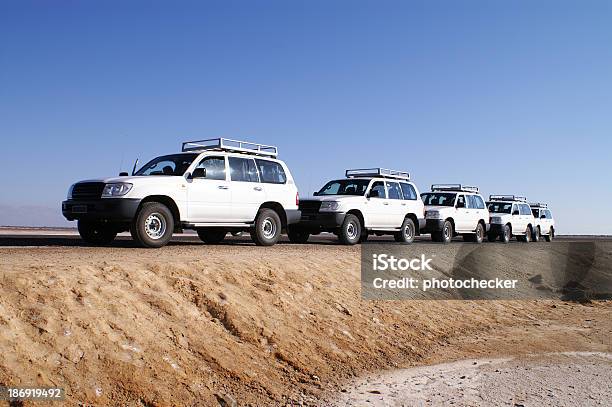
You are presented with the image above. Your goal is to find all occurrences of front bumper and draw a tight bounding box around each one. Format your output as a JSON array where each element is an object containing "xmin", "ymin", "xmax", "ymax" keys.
[
  {"xmin": 489, "ymin": 224, "xmax": 504, "ymax": 235},
  {"xmin": 62, "ymin": 198, "xmax": 141, "ymax": 222},
  {"xmin": 285, "ymin": 209, "xmax": 302, "ymax": 225},
  {"xmin": 422, "ymin": 219, "xmax": 445, "ymax": 233},
  {"xmin": 296, "ymin": 212, "xmax": 346, "ymax": 230}
]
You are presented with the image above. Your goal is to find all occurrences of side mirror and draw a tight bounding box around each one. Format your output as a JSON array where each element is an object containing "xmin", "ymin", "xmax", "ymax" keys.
[
  {"xmin": 456, "ymin": 201, "xmax": 465, "ymax": 208},
  {"xmin": 313, "ymin": 191, "xmax": 319, "ymax": 196},
  {"xmin": 540, "ymin": 214, "xmax": 546, "ymax": 219},
  {"xmin": 192, "ymin": 168, "xmax": 206, "ymax": 178},
  {"xmin": 513, "ymin": 210, "xmax": 520, "ymax": 215},
  {"xmin": 368, "ymin": 189, "xmax": 380, "ymax": 198},
  {"xmin": 119, "ymin": 172, "xmax": 129, "ymax": 176}
]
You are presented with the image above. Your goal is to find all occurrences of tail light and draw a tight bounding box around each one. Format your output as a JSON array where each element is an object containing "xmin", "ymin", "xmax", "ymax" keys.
[{"xmin": 296, "ymin": 192, "xmax": 299, "ymax": 206}]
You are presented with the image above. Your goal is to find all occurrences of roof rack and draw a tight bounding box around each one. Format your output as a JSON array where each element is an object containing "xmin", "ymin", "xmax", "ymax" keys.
[
  {"xmin": 529, "ymin": 202, "xmax": 548, "ymax": 208},
  {"xmin": 431, "ymin": 184, "xmax": 479, "ymax": 193},
  {"xmin": 345, "ymin": 168, "xmax": 410, "ymax": 180},
  {"xmin": 489, "ymin": 195, "xmax": 527, "ymax": 202},
  {"xmin": 182, "ymin": 138, "xmax": 278, "ymax": 157}
]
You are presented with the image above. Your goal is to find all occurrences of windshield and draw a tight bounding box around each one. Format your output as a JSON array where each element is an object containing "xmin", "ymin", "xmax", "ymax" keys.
[
  {"xmin": 421, "ymin": 192, "xmax": 456, "ymax": 206},
  {"xmin": 487, "ymin": 202, "xmax": 513, "ymax": 214},
  {"xmin": 317, "ymin": 179, "xmax": 370, "ymax": 196},
  {"xmin": 134, "ymin": 154, "xmax": 198, "ymax": 176}
]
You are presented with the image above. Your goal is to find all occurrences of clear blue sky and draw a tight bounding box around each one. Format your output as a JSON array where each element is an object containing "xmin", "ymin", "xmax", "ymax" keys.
[{"xmin": 1, "ymin": 0, "xmax": 611, "ymax": 234}]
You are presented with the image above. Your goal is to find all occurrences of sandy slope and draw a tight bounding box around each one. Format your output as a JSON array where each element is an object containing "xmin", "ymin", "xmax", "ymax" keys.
[{"xmin": 0, "ymin": 240, "xmax": 610, "ymax": 406}]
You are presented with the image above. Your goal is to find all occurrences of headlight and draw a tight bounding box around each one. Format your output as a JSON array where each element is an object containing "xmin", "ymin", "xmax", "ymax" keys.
[
  {"xmin": 67, "ymin": 184, "xmax": 75, "ymax": 199},
  {"xmin": 102, "ymin": 183, "xmax": 133, "ymax": 197},
  {"xmin": 319, "ymin": 201, "xmax": 340, "ymax": 211},
  {"xmin": 425, "ymin": 210, "xmax": 441, "ymax": 219},
  {"xmin": 490, "ymin": 216, "xmax": 502, "ymax": 224}
]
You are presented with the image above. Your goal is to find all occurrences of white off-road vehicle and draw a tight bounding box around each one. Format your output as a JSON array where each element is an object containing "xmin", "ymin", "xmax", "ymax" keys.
[
  {"xmin": 530, "ymin": 203, "xmax": 555, "ymax": 242},
  {"xmin": 486, "ymin": 195, "xmax": 535, "ymax": 243},
  {"xmin": 62, "ymin": 138, "xmax": 300, "ymax": 248},
  {"xmin": 420, "ymin": 185, "xmax": 489, "ymax": 244},
  {"xmin": 289, "ymin": 168, "xmax": 425, "ymax": 245}
]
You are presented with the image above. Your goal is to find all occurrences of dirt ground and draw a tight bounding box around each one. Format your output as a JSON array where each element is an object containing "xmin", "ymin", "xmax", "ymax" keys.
[{"xmin": 0, "ymin": 233, "xmax": 610, "ymax": 406}]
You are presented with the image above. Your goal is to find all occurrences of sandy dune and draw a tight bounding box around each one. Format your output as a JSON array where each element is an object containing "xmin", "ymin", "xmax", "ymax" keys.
[{"xmin": 0, "ymin": 235, "xmax": 610, "ymax": 406}]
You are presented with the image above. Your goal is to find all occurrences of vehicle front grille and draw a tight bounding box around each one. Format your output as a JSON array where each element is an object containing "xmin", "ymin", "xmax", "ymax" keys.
[
  {"xmin": 299, "ymin": 200, "xmax": 322, "ymax": 214},
  {"xmin": 71, "ymin": 182, "xmax": 105, "ymax": 200}
]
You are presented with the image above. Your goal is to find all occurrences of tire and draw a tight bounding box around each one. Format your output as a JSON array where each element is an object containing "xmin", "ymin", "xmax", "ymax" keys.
[
  {"xmin": 197, "ymin": 228, "xmax": 227, "ymax": 244},
  {"xmin": 533, "ymin": 226, "xmax": 541, "ymax": 242},
  {"xmin": 394, "ymin": 218, "xmax": 416, "ymax": 244},
  {"xmin": 500, "ymin": 224, "xmax": 511, "ymax": 244},
  {"xmin": 359, "ymin": 230, "xmax": 369, "ymax": 243},
  {"xmin": 544, "ymin": 227, "xmax": 554, "ymax": 242},
  {"xmin": 250, "ymin": 208, "xmax": 282, "ymax": 246},
  {"xmin": 338, "ymin": 214, "xmax": 361, "ymax": 245},
  {"xmin": 77, "ymin": 220, "xmax": 117, "ymax": 245},
  {"xmin": 440, "ymin": 220, "xmax": 453, "ymax": 244},
  {"xmin": 287, "ymin": 227, "xmax": 310, "ymax": 244},
  {"xmin": 130, "ymin": 202, "xmax": 174, "ymax": 248},
  {"xmin": 523, "ymin": 226, "xmax": 533, "ymax": 243},
  {"xmin": 487, "ymin": 233, "xmax": 497, "ymax": 242},
  {"xmin": 474, "ymin": 222, "xmax": 484, "ymax": 244}
]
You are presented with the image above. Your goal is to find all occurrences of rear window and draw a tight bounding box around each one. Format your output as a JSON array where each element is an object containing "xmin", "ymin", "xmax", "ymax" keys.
[
  {"xmin": 255, "ymin": 159, "xmax": 287, "ymax": 184},
  {"xmin": 400, "ymin": 183, "xmax": 417, "ymax": 200}
]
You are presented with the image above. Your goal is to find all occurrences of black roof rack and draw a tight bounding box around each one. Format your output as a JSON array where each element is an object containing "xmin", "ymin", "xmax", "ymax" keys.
[
  {"xmin": 182, "ymin": 138, "xmax": 278, "ymax": 157},
  {"xmin": 345, "ymin": 168, "xmax": 410, "ymax": 180},
  {"xmin": 431, "ymin": 184, "xmax": 479, "ymax": 193},
  {"xmin": 489, "ymin": 195, "xmax": 527, "ymax": 202},
  {"xmin": 529, "ymin": 202, "xmax": 548, "ymax": 208}
]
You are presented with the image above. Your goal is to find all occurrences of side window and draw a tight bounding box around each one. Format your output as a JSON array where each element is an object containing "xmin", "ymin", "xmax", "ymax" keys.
[
  {"xmin": 520, "ymin": 204, "xmax": 531, "ymax": 215},
  {"xmin": 255, "ymin": 159, "xmax": 287, "ymax": 184},
  {"xmin": 474, "ymin": 195, "xmax": 485, "ymax": 209},
  {"xmin": 387, "ymin": 182, "xmax": 402, "ymax": 200},
  {"xmin": 228, "ymin": 157, "xmax": 259, "ymax": 182},
  {"xmin": 512, "ymin": 204, "xmax": 518, "ymax": 214},
  {"xmin": 193, "ymin": 156, "xmax": 226, "ymax": 180},
  {"xmin": 400, "ymin": 183, "xmax": 417, "ymax": 200},
  {"xmin": 467, "ymin": 195, "xmax": 477, "ymax": 209},
  {"xmin": 369, "ymin": 181, "xmax": 386, "ymax": 199},
  {"xmin": 456, "ymin": 195, "xmax": 466, "ymax": 208},
  {"xmin": 546, "ymin": 210, "xmax": 553, "ymax": 219}
]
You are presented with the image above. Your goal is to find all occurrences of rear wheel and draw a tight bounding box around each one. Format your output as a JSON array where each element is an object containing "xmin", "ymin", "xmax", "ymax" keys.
[
  {"xmin": 394, "ymin": 218, "xmax": 416, "ymax": 244},
  {"xmin": 287, "ymin": 227, "xmax": 310, "ymax": 244},
  {"xmin": 521, "ymin": 226, "xmax": 532, "ymax": 243},
  {"xmin": 544, "ymin": 227, "xmax": 554, "ymax": 242},
  {"xmin": 250, "ymin": 208, "xmax": 282, "ymax": 246},
  {"xmin": 338, "ymin": 214, "xmax": 361, "ymax": 245},
  {"xmin": 130, "ymin": 202, "xmax": 174, "ymax": 248},
  {"xmin": 474, "ymin": 222, "xmax": 484, "ymax": 244},
  {"xmin": 78, "ymin": 220, "xmax": 117, "ymax": 245},
  {"xmin": 197, "ymin": 228, "xmax": 227, "ymax": 244},
  {"xmin": 500, "ymin": 224, "xmax": 511, "ymax": 244}
]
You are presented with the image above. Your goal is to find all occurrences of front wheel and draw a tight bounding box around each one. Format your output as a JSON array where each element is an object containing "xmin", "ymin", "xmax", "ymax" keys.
[
  {"xmin": 394, "ymin": 218, "xmax": 416, "ymax": 244},
  {"xmin": 544, "ymin": 227, "xmax": 554, "ymax": 242},
  {"xmin": 250, "ymin": 209, "xmax": 282, "ymax": 246},
  {"xmin": 338, "ymin": 214, "xmax": 361, "ymax": 245},
  {"xmin": 78, "ymin": 220, "xmax": 117, "ymax": 245},
  {"xmin": 500, "ymin": 224, "xmax": 511, "ymax": 244},
  {"xmin": 433, "ymin": 221, "xmax": 453, "ymax": 244},
  {"xmin": 130, "ymin": 202, "xmax": 174, "ymax": 248},
  {"xmin": 287, "ymin": 227, "xmax": 310, "ymax": 244},
  {"xmin": 197, "ymin": 228, "xmax": 227, "ymax": 244}
]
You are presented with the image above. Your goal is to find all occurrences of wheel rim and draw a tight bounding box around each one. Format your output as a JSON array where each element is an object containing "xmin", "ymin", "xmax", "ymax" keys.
[
  {"xmin": 144, "ymin": 213, "xmax": 166, "ymax": 240},
  {"xmin": 477, "ymin": 225, "xmax": 483, "ymax": 240},
  {"xmin": 404, "ymin": 223, "xmax": 414, "ymax": 240},
  {"xmin": 504, "ymin": 226, "xmax": 510, "ymax": 240},
  {"xmin": 262, "ymin": 217, "xmax": 277, "ymax": 239},
  {"xmin": 443, "ymin": 224, "xmax": 451, "ymax": 240},
  {"xmin": 346, "ymin": 222, "xmax": 358, "ymax": 240}
]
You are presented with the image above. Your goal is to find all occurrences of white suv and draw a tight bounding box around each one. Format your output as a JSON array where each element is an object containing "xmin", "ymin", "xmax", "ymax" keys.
[
  {"xmin": 530, "ymin": 203, "xmax": 555, "ymax": 242},
  {"xmin": 421, "ymin": 185, "xmax": 489, "ymax": 244},
  {"xmin": 486, "ymin": 195, "xmax": 535, "ymax": 243},
  {"xmin": 62, "ymin": 138, "xmax": 300, "ymax": 248},
  {"xmin": 289, "ymin": 168, "xmax": 425, "ymax": 245}
]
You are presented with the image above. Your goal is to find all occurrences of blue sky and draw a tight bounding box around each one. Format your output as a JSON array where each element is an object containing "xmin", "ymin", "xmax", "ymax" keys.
[{"xmin": 1, "ymin": 0, "xmax": 611, "ymax": 234}]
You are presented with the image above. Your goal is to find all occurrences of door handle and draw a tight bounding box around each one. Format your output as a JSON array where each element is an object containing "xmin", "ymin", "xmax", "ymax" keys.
[
  {"xmin": 254, "ymin": 186, "xmax": 263, "ymax": 191},
  {"xmin": 383, "ymin": 202, "xmax": 389, "ymax": 205},
  {"xmin": 218, "ymin": 185, "xmax": 229, "ymax": 190}
]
